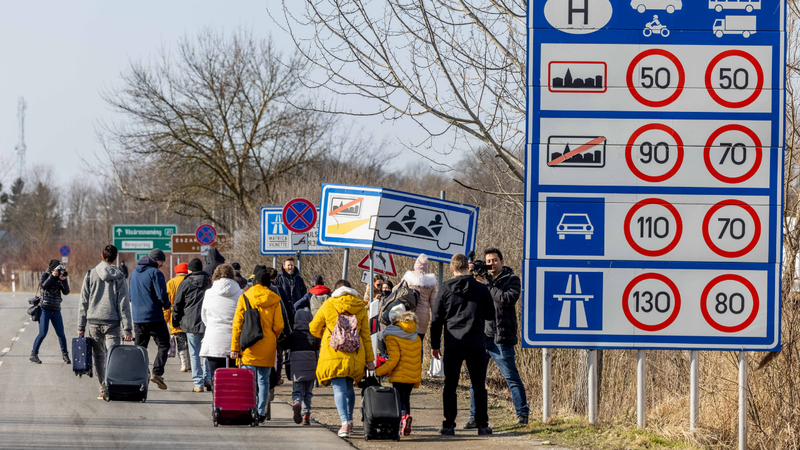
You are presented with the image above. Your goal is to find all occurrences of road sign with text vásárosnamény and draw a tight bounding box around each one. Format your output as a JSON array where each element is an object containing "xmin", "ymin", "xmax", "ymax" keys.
[
  {"xmin": 113, "ymin": 224, "xmax": 178, "ymax": 252},
  {"xmin": 523, "ymin": 0, "xmax": 784, "ymax": 350}
]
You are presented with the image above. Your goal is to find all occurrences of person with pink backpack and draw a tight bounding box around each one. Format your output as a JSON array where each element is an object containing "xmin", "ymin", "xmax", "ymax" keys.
[{"xmin": 309, "ymin": 280, "xmax": 376, "ymax": 438}]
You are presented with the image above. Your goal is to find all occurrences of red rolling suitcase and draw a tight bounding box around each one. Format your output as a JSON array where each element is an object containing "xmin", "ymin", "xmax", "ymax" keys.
[{"xmin": 212, "ymin": 360, "xmax": 258, "ymax": 427}]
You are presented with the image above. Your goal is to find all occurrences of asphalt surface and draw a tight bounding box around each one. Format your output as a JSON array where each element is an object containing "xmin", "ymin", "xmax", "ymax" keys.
[{"xmin": 0, "ymin": 292, "xmax": 352, "ymax": 450}]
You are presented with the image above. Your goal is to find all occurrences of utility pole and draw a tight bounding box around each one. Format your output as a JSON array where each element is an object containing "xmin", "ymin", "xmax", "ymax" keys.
[{"xmin": 15, "ymin": 97, "xmax": 26, "ymax": 180}]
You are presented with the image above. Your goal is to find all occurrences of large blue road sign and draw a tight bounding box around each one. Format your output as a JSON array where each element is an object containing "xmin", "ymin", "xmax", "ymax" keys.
[
  {"xmin": 260, "ymin": 207, "xmax": 329, "ymax": 255},
  {"xmin": 523, "ymin": 0, "xmax": 785, "ymax": 350}
]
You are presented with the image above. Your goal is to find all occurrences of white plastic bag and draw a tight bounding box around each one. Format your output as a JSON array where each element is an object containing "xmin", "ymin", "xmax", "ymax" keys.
[{"xmin": 428, "ymin": 355, "xmax": 444, "ymax": 378}]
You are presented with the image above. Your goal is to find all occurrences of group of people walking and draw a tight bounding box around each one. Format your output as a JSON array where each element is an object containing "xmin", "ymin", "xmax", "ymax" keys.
[{"xmin": 29, "ymin": 243, "xmax": 530, "ymax": 438}]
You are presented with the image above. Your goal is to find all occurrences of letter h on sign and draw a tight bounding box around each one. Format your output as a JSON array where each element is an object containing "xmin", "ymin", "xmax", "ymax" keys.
[{"xmin": 568, "ymin": 0, "xmax": 589, "ymax": 25}]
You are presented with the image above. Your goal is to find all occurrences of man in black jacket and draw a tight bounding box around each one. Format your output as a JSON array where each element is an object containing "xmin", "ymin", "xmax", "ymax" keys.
[
  {"xmin": 466, "ymin": 248, "xmax": 529, "ymax": 427},
  {"xmin": 173, "ymin": 258, "xmax": 212, "ymax": 392},
  {"xmin": 276, "ymin": 256, "xmax": 307, "ymax": 309},
  {"xmin": 430, "ymin": 253, "xmax": 495, "ymax": 436}
]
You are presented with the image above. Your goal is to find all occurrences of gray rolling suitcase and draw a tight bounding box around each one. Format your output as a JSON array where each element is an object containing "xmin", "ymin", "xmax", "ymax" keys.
[{"xmin": 103, "ymin": 342, "xmax": 150, "ymax": 402}]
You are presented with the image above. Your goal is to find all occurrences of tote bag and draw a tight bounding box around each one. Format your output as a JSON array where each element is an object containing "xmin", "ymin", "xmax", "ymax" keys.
[{"xmin": 239, "ymin": 294, "xmax": 264, "ymax": 351}]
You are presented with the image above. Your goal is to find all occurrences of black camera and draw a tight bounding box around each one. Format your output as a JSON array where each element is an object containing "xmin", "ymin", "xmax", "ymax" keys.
[
  {"xmin": 55, "ymin": 264, "xmax": 68, "ymax": 277},
  {"xmin": 468, "ymin": 251, "xmax": 489, "ymax": 278}
]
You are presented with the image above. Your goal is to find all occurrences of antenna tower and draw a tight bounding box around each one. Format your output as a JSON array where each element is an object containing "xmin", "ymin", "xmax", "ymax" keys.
[{"xmin": 15, "ymin": 97, "xmax": 26, "ymax": 180}]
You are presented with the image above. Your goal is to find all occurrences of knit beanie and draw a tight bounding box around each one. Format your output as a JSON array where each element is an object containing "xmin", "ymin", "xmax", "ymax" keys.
[
  {"xmin": 48, "ymin": 259, "xmax": 61, "ymax": 272},
  {"xmin": 387, "ymin": 302, "xmax": 407, "ymax": 323},
  {"xmin": 188, "ymin": 258, "xmax": 203, "ymax": 272},
  {"xmin": 149, "ymin": 249, "xmax": 166, "ymax": 262},
  {"xmin": 414, "ymin": 254, "xmax": 429, "ymax": 273},
  {"xmin": 232, "ymin": 262, "xmax": 241, "ymax": 271},
  {"xmin": 174, "ymin": 262, "xmax": 188, "ymax": 274},
  {"xmin": 312, "ymin": 275, "xmax": 324, "ymax": 287}
]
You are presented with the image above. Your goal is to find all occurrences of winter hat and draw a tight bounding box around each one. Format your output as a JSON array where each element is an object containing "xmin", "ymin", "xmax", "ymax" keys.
[
  {"xmin": 149, "ymin": 249, "xmax": 166, "ymax": 262},
  {"xmin": 174, "ymin": 262, "xmax": 188, "ymax": 274},
  {"xmin": 414, "ymin": 254, "xmax": 429, "ymax": 273},
  {"xmin": 254, "ymin": 266, "xmax": 270, "ymax": 286},
  {"xmin": 188, "ymin": 258, "xmax": 203, "ymax": 272},
  {"xmin": 48, "ymin": 259, "xmax": 61, "ymax": 272},
  {"xmin": 231, "ymin": 262, "xmax": 241, "ymax": 271},
  {"xmin": 294, "ymin": 309, "xmax": 314, "ymax": 331},
  {"xmin": 312, "ymin": 275, "xmax": 324, "ymax": 287},
  {"xmin": 387, "ymin": 302, "xmax": 407, "ymax": 323}
]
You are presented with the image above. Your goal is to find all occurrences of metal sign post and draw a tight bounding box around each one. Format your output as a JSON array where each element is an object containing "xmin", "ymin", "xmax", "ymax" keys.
[
  {"xmin": 368, "ymin": 250, "xmax": 374, "ymax": 303},
  {"xmin": 690, "ymin": 351, "xmax": 699, "ymax": 432},
  {"xmin": 739, "ymin": 351, "xmax": 748, "ymax": 450},
  {"xmin": 342, "ymin": 248, "xmax": 349, "ymax": 281},
  {"xmin": 542, "ymin": 348, "xmax": 551, "ymax": 422},
  {"xmin": 637, "ymin": 350, "xmax": 646, "ymax": 428}
]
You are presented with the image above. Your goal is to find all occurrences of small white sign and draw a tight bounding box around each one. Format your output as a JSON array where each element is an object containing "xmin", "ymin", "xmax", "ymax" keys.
[
  {"xmin": 61, "ymin": 257, "xmax": 68, "ymax": 264},
  {"xmin": 292, "ymin": 233, "xmax": 309, "ymax": 251},
  {"xmin": 200, "ymin": 245, "xmax": 210, "ymax": 256},
  {"xmin": 361, "ymin": 270, "xmax": 370, "ymax": 284}
]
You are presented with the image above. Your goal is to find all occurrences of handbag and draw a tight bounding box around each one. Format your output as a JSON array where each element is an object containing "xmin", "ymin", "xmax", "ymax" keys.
[
  {"xmin": 239, "ymin": 294, "xmax": 264, "ymax": 351},
  {"xmin": 428, "ymin": 355, "xmax": 445, "ymax": 378},
  {"xmin": 27, "ymin": 285, "xmax": 42, "ymax": 322}
]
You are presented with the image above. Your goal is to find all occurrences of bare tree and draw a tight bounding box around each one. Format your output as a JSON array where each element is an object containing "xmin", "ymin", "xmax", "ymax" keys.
[
  {"xmin": 276, "ymin": 0, "xmax": 526, "ymax": 199},
  {"xmin": 95, "ymin": 28, "xmax": 339, "ymax": 232}
]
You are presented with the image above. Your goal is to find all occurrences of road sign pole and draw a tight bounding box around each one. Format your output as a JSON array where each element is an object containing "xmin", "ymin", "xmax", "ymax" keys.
[
  {"xmin": 637, "ymin": 350, "xmax": 646, "ymax": 428},
  {"xmin": 438, "ymin": 191, "xmax": 445, "ymax": 292},
  {"xmin": 297, "ymin": 251, "xmax": 302, "ymax": 277},
  {"xmin": 739, "ymin": 351, "xmax": 747, "ymax": 450},
  {"xmin": 342, "ymin": 249, "xmax": 349, "ymax": 281},
  {"xmin": 690, "ymin": 351, "xmax": 699, "ymax": 432},
  {"xmin": 368, "ymin": 250, "xmax": 374, "ymax": 302},
  {"xmin": 588, "ymin": 349, "xmax": 598, "ymax": 425},
  {"xmin": 170, "ymin": 255, "xmax": 173, "ymax": 279},
  {"xmin": 542, "ymin": 348, "xmax": 551, "ymax": 422},
  {"xmin": 272, "ymin": 256, "xmax": 277, "ymax": 269}
]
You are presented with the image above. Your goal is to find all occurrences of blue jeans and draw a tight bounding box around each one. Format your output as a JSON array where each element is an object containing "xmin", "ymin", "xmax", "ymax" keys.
[
  {"xmin": 330, "ymin": 377, "xmax": 355, "ymax": 423},
  {"xmin": 186, "ymin": 333, "xmax": 211, "ymax": 387},
  {"xmin": 470, "ymin": 340, "xmax": 529, "ymax": 418},
  {"xmin": 32, "ymin": 309, "xmax": 67, "ymax": 354},
  {"xmin": 242, "ymin": 365, "xmax": 272, "ymax": 416}
]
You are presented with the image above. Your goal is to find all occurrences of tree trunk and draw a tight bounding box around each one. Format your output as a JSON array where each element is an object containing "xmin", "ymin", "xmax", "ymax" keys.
[{"xmin": 572, "ymin": 349, "xmax": 603, "ymax": 414}]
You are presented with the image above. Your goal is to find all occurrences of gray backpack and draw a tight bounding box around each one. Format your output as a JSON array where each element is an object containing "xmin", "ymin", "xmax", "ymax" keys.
[{"xmin": 309, "ymin": 293, "xmax": 330, "ymax": 316}]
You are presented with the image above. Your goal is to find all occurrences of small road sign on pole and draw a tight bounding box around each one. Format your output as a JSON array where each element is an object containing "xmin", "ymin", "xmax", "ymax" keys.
[
  {"xmin": 282, "ymin": 198, "xmax": 318, "ymax": 234},
  {"xmin": 195, "ymin": 224, "xmax": 217, "ymax": 246},
  {"xmin": 59, "ymin": 246, "xmax": 71, "ymax": 257}
]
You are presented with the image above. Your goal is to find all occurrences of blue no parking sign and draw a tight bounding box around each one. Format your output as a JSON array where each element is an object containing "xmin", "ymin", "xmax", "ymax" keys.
[{"xmin": 523, "ymin": 0, "xmax": 785, "ymax": 351}]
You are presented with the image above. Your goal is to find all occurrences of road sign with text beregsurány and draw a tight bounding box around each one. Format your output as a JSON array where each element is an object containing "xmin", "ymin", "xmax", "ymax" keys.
[
  {"xmin": 523, "ymin": 0, "xmax": 785, "ymax": 351},
  {"xmin": 113, "ymin": 224, "xmax": 178, "ymax": 253}
]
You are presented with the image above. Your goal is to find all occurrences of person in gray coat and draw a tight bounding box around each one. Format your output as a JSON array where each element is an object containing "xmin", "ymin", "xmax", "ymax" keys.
[
  {"xmin": 78, "ymin": 245, "xmax": 133, "ymax": 399},
  {"xmin": 279, "ymin": 309, "xmax": 320, "ymax": 425}
]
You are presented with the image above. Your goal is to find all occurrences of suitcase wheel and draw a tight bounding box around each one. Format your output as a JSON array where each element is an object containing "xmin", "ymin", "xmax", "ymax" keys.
[
  {"xmin": 250, "ymin": 420, "xmax": 257, "ymax": 427},
  {"xmin": 213, "ymin": 421, "xmax": 219, "ymax": 427},
  {"xmin": 140, "ymin": 396, "xmax": 147, "ymax": 403},
  {"xmin": 364, "ymin": 435, "xmax": 369, "ymax": 441}
]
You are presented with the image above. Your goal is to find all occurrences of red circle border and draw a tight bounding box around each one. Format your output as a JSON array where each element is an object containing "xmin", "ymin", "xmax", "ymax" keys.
[
  {"xmin": 700, "ymin": 274, "xmax": 759, "ymax": 333},
  {"xmin": 704, "ymin": 50, "xmax": 764, "ymax": 109},
  {"xmin": 703, "ymin": 124, "xmax": 763, "ymax": 184},
  {"xmin": 623, "ymin": 198, "xmax": 683, "ymax": 257},
  {"xmin": 282, "ymin": 198, "xmax": 318, "ymax": 234},
  {"xmin": 627, "ymin": 49, "xmax": 686, "ymax": 108},
  {"xmin": 701, "ymin": 199, "xmax": 761, "ymax": 258},
  {"xmin": 622, "ymin": 272, "xmax": 682, "ymax": 332},
  {"xmin": 625, "ymin": 123, "xmax": 685, "ymax": 182}
]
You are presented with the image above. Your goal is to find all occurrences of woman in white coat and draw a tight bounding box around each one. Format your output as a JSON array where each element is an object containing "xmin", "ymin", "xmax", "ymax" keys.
[
  {"xmin": 200, "ymin": 263, "xmax": 243, "ymax": 381},
  {"xmin": 396, "ymin": 254, "xmax": 438, "ymax": 339}
]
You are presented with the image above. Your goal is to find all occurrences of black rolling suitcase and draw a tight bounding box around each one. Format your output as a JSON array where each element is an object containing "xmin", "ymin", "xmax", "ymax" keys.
[
  {"xmin": 72, "ymin": 336, "xmax": 93, "ymax": 378},
  {"xmin": 362, "ymin": 385, "xmax": 402, "ymax": 441},
  {"xmin": 103, "ymin": 342, "xmax": 150, "ymax": 402}
]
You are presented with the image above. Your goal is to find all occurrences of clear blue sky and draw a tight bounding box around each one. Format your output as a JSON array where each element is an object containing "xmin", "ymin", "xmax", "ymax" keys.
[{"xmin": 0, "ymin": 1, "xmax": 426, "ymax": 187}]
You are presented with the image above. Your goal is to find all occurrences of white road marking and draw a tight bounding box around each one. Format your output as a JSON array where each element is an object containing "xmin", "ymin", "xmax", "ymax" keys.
[
  {"xmin": 24, "ymin": 322, "xmax": 30, "ymax": 325},
  {"xmin": 0, "ymin": 362, "xmax": 3, "ymax": 368},
  {"xmin": 19, "ymin": 328, "xmax": 25, "ymax": 332},
  {"xmin": 11, "ymin": 337, "xmax": 19, "ymax": 342},
  {"xmin": 1, "ymin": 348, "xmax": 9, "ymax": 354}
]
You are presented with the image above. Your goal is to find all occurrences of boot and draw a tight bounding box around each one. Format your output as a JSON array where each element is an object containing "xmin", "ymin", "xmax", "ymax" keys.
[
  {"xmin": 62, "ymin": 352, "xmax": 70, "ymax": 364},
  {"xmin": 179, "ymin": 350, "xmax": 190, "ymax": 372},
  {"xmin": 29, "ymin": 352, "xmax": 41, "ymax": 364}
]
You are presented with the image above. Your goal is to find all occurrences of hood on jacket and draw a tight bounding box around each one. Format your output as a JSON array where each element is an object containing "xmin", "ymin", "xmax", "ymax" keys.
[
  {"xmin": 136, "ymin": 256, "xmax": 159, "ymax": 271},
  {"xmin": 245, "ymin": 284, "xmax": 282, "ymax": 309},
  {"xmin": 450, "ymin": 274, "xmax": 473, "ymax": 296},
  {"xmin": 184, "ymin": 270, "xmax": 210, "ymax": 288},
  {"xmin": 381, "ymin": 311, "xmax": 419, "ymax": 340},
  {"xmin": 95, "ymin": 261, "xmax": 124, "ymax": 282},
  {"xmin": 294, "ymin": 308, "xmax": 313, "ymax": 331},
  {"xmin": 329, "ymin": 287, "xmax": 365, "ymax": 314},
  {"xmin": 401, "ymin": 270, "xmax": 437, "ymax": 288},
  {"xmin": 208, "ymin": 278, "xmax": 241, "ymax": 298},
  {"xmin": 206, "ymin": 248, "xmax": 225, "ymax": 265},
  {"xmin": 309, "ymin": 285, "xmax": 331, "ymax": 296}
]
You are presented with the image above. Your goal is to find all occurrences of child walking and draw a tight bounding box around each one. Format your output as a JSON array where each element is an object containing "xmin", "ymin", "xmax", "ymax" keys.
[
  {"xmin": 375, "ymin": 311, "xmax": 422, "ymax": 437},
  {"xmin": 281, "ymin": 308, "xmax": 320, "ymax": 425}
]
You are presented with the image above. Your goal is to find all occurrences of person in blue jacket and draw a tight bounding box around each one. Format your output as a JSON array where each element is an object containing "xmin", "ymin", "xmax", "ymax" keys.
[{"xmin": 129, "ymin": 249, "xmax": 171, "ymax": 390}]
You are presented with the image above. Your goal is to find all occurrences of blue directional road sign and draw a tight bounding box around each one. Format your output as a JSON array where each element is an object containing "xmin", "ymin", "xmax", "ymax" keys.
[
  {"xmin": 59, "ymin": 246, "xmax": 71, "ymax": 257},
  {"xmin": 523, "ymin": 0, "xmax": 785, "ymax": 350}
]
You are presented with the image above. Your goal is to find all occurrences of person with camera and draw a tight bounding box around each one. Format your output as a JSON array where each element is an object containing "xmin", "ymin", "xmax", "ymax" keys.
[
  {"xmin": 430, "ymin": 253, "xmax": 495, "ymax": 436},
  {"xmin": 30, "ymin": 259, "xmax": 71, "ymax": 364},
  {"xmin": 466, "ymin": 248, "xmax": 530, "ymax": 427},
  {"xmin": 78, "ymin": 245, "xmax": 133, "ymax": 398}
]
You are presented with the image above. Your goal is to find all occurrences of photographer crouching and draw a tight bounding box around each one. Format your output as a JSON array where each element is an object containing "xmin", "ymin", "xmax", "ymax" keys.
[
  {"xmin": 30, "ymin": 259, "xmax": 70, "ymax": 364},
  {"xmin": 465, "ymin": 248, "xmax": 530, "ymax": 427}
]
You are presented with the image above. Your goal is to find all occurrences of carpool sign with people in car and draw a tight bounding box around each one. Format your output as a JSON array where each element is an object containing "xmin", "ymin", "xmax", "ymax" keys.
[
  {"xmin": 318, "ymin": 183, "xmax": 479, "ymax": 263},
  {"xmin": 524, "ymin": 0, "xmax": 785, "ymax": 350}
]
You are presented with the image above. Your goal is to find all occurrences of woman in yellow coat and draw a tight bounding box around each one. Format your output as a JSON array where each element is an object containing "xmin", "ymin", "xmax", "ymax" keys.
[
  {"xmin": 309, "ymin": 280, "xmax": 375, "ymax": 437},
  {"xmin": 375, "ymin": 310, "xmax": 422, "ymax": 437},
  {"xmin": 230, "ymin": 268, "xmax": 284, "ymax": 423},
  {"xmin": 164, "ymin": 263, "xmax": 190, "ymax": 372}
]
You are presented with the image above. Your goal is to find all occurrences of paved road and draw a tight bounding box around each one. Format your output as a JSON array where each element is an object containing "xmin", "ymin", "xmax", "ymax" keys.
[{"xmin": 0, "ymin": 292, "xmax": 351, "ymax": 449}]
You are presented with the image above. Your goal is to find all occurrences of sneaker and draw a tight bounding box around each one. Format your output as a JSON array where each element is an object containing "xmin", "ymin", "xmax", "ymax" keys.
[
  {"xmin": 293, "ymin": 402, "xmax": 302, "ymax": 424},
  {"xmin": 439, "ymin": 426, "xmax": 455, "ymax": 436},
  {"xmin": 478, "ymin": 427, "xmax": 493, "ymax": 436},
  {"xmin": 29, "ymin": 353, "xmax": 41, "ymax": 364},
  {"xmin": 62, "ymin": 352, "xmax": 70, "ymax": 364},
  {"xmin": 193, "ymin": 386, "xmax": 204, "ymax": 393},
  {"xmin": 463, "ymin": 417, "xmax": 477, "ymax": 429},
  {"xmin": 338, "ymin": 424, "xmax": 350, "ymax": 437},
  {"xmin": 97, "ymin": 392, "xmax": 105, "ymax": 400},
  {"xmin": 301, "ymin": 415, "xmax": 311, "ymax": 426},
  {"xmin": 258, "ymin": 415, "xmax": 267, "ymax": 424},
  {"xmin": 150, "ymin": 375, "xmax": 168, "ymax": 390},
  {"xmin": 204, "ymin": 380, "xmax": 212, "ymax": 391},
  {"xmin": 402, "ymin": 414, "xmax": 413, "ymax": 436},
  {"xmin": 347, "ymin": 422, "xmax": 353, "ymax": 432},
  {"xmin": 517, "ymin": 415, "xmax": 529, "ymax": 425}
]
